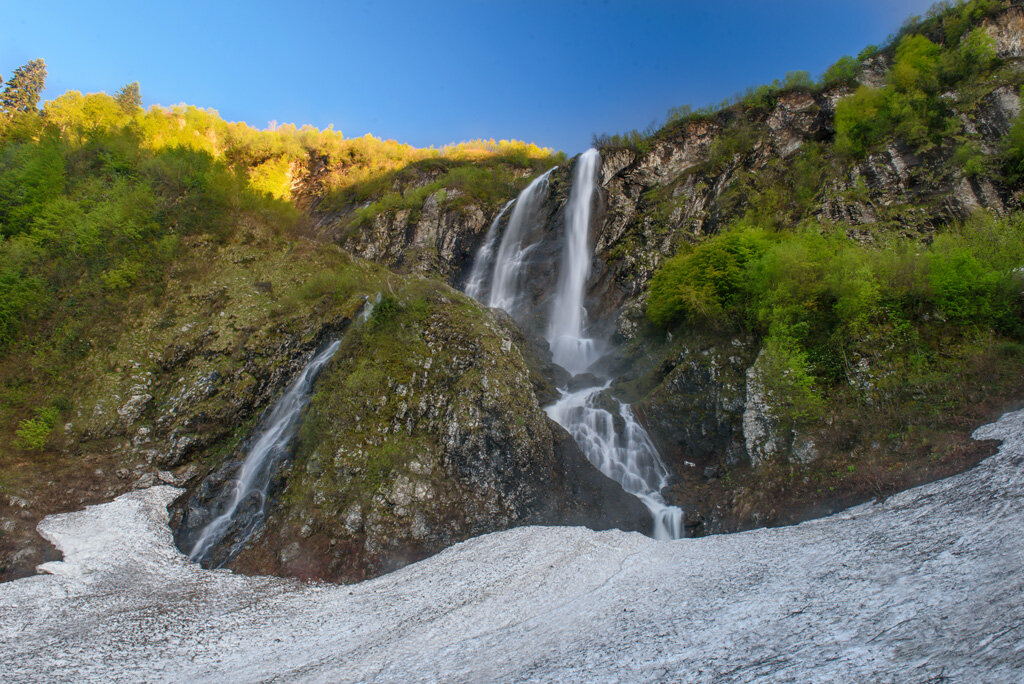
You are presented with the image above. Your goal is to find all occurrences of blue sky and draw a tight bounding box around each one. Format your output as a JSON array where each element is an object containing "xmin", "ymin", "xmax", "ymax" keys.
[{"xmin": 3, "ymin": 0, "xmax": 938, "ymax": 154}]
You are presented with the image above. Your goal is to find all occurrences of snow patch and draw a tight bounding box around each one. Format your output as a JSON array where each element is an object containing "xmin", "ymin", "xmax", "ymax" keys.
[{"xmin": 2, "ymin": 411, "xmax": 1024, "ymax": 681}]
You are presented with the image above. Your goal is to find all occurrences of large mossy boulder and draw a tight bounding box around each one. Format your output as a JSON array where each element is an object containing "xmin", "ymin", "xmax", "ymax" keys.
[{"xmin": 230, "ymin": 280, "xmax": 646, "ymax": 582}]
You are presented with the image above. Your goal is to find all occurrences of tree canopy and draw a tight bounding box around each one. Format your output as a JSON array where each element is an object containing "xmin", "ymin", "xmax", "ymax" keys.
[
  {"xmin": 0, "ymin": 59, "xmax": 47, "ymax": 115},
  {"xmin": 114, "ymin": 81, "xmax": 141, "ymax": 113}
]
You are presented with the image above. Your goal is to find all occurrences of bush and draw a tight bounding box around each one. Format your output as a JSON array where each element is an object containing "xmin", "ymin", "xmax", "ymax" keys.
[
  {"xmin": 14, "ymin": 406, "xmax": 58, "ymax": 450},
  {"xmin": 1001, "ymin": 88, "xmax": 1024, "ymax": 183},
  {"xmin": 834, "ymin": 86, "xmax": 890, "ymax": 157},
  {"xmin": 953, "ymin": 142, "xmax": 988, "ymax": 177},
  {"xmin": 834, "ymin": 27, "xmax": 999, "ymax": 158},
  {"xmin": 822, "ymin": 56, "xmax": 861, "ymax": 88},
  {"xmin": 782, "ymin": 71, "xmax": 814, "ymax": 90},
  {"xmin": 647, "ymin": 228, "xmax": 770, "ymax": 327},
  {"xmin": 647, "ymin": 213, "xmax": 1024, "ymax": 417}
]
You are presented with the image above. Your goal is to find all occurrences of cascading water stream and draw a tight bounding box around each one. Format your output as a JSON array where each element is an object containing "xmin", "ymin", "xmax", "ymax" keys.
[
  {"xmin": 547, "ymin": 148, "xmax": 601, "ymax": 376},
  {"xmin": 465, "ymin": 151, "xmax": 684, "ymax": 540},
  {"xmin": 464, "ymin": 199, "xmax": 514, "ymax": 301},
  {"xmin": 545, "ymin": 387, "xmax": 684, "ymax": 540},
  {"xmin": 187, "ymin": 339, "xmax": 341, "ymax": 565},
  {"xmin": 487, "ymin": 167, "xmax": 556, "ymax": 314}
]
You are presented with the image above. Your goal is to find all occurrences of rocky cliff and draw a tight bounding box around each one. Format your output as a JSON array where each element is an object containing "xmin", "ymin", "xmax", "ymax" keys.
[{"xmin": 286, "ymin": 2, "xmax": 1024, "ymax": 537}]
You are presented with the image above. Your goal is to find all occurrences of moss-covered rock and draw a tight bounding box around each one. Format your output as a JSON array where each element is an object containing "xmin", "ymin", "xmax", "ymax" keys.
[{"xmin": 229, "ymin": 281, "xmax": 645, "ymax": 582}]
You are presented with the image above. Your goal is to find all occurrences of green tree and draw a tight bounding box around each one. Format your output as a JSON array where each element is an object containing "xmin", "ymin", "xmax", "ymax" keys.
[
  {"xmin": 782, "ymin": 70, "xmax": 814, "ymax": 90},
  {"xmin": 114, "ymin": 81, "xmax": 141, "ymax": 114},
  {"xmin": 0, "ymin": 59, "xmax": 47, "ymax": 115},
  {"xmin": 821, "ymin": 56, "xmax": 860, "ymax": 88}
]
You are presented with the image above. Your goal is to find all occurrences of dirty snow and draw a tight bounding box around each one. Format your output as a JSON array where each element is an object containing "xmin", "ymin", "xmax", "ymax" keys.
[{"xmin": 2, "ymin": 410, "xmax": 1024, "ymax": 682}]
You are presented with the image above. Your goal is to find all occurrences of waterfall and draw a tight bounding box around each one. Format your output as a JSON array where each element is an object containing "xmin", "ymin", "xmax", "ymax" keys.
[
  {"xmin": 545, "ymin": 386, "xmax": 684, "ymax": 540},
  {"xmin": 464, "ymin": 151, "xmax": 684, "ymax": 540},
  {"xmin": 465, "ymin": 199, "xmax": 514, "ymax": 301},
  {"xmin": 187, "ymin": 339, "xmax": 341, "ymax": 565},
  {"xmin": 547, "ymin": 148, "xmax": 601, "ymax": 376},
  {"xmin": 487, "ymin": 167, "xmax": 556, "ymax": 315}
]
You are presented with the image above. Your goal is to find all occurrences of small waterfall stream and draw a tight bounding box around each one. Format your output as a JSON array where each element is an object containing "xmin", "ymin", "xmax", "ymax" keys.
[
  {"xmin": 488, "ymin": 167, "xmax": 556, "ymax": 314},
  {"xmin": 465, "ymin": 199, "xmax": 514, "ymax": 301},
  {"xmin": 186, "ymin": 339, "xmax": 341, "ymax": 565},
  {"xmin": 467, "ymin": 150, "xmax": 684, "ymax": 540}
]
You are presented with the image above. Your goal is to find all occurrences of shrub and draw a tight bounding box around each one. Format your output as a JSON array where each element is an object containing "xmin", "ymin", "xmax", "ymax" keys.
[
  {"xmin": 834, "ymin": 86, "xmax": 891, "ymax": 157},
  {"xmin": 953, "ymin": 142, "xmax": 988, "ymax": 177},
  {"xmin": 647, "ymin": 228, "xmax": 770, "ymax": 327},
  {"xmin": 14, "ymin": 406, "xmax": 58, "ymax": 450},
  {"xmin": 822, "ymin": 56, "xmax": 861, "ymax": 88},
  {"xmin": 758, "ymin": 330, "xmax": 824, "ymax": 423},
  {"xmin": 782, "ymin": 70, "xmax": 814, "ymax": 90},
  {"xmin": 1001, "ymin": 87, "xmax": 1024, "ymax": 183}
]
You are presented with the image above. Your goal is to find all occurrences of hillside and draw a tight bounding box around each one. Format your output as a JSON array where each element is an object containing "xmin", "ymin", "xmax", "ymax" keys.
[{"xmin": 2, "ymin": 0, "xmax": 1024, "ymax": 584}]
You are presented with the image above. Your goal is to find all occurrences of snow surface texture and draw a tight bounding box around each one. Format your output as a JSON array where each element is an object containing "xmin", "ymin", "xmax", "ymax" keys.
[{"xmin": 3, "ymin": 411, "xmax": 1024, "ymax": 682}]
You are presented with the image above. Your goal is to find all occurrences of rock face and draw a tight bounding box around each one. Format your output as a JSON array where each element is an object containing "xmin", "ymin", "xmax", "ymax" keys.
[
  {"xmin": 739, "ymin": 349, "xmax": 818, "ymax": 468},
  {"xmin": 338, "ymin": 188, "xmax": 491, "ymax": 280},
  {"xmin": 3, "ymin": 408, "xmax": 1023, "ymax": 680},
  {"xmin": 637, "ymin": 332, "xmax": 754, "ymax": 474}
]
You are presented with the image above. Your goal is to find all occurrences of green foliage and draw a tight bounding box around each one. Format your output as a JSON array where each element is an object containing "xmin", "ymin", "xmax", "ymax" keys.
[
  {"xmin": 1001, "ymin": 87, "xmax": 1024, "ymax": 183},
  {"xmin": 740, "ymin": 81, "xmax": 781, "ymax": 110},
  {"xmin": 834, "ymin": 27, "xmax": 999, "ymax": 157},
  {"xmin": 248, "ymin": 156, "xmax": 292, "ymax": 198},
  {"xmin": 938, "ymin": 0, "xmax": 1005, "ymax": 44},
  {"xmin": 595, "ymin": 1, "xmax": 1008, "ymax": 159},
  {"xmin": 759, "ymin": 331, "xmax": 824, "ymax": 423},
  {"xmin": 347, "ymin": 155, "xmax": 543, "ymax": 227},
  {"xmin": 0, "ymin": 59, "xmax": 47, "ymax": 115},
  {"xmin": 835, "ymin": 86, "xmax": 891, "ymax": 157},
  {"xmin": 783, "ymin": 71, "xmax": 814, "ymax": 90},
  {"xmin": 953, "ymin": 27, "xmax": 1000, "ymax": 78},
  {"xmin": 648, "ymin": 213, "xmax": 1024, "ymax": 420},
  {"xmin": 858, "ymin": 45, "xmax": 881, "ymax": 62},
  {"xmin": 295, "ymin": 268, "xmax": 361, "ymax": 303},
  {"xmin": 0, "ymin": 137, "xmax": 66, "ymax": 235},
  {"xmin": 114, "ymin": 82, "xmax": 141, "ymax": 114},
  {"xmin": 0, "ymin": 103, "xmax": 304, "ymax": 352},
  {"xmin": 14, "ymin": 406, "xmax": 58, "ymax": 450},
  {"xmin": 647, "ymin": 229, "xmax": 771, "ymax": 327},
  {"xmin": 592, "ymin": 123, "xmax": 659, "ymax": 154},
  {"xmin": 368, "ymin": 294, "xmax": 400, "ymax": 329},
  {"xmin": 926, "ymin": 216, "xmax": 1024, "ymax": 331},
  {"xmin": 953, "ymin": 141, "xmax": 988, "ymax": 177},
  {"xmin": 707, "ymin": 122, "xmax": 757, "ymax": 169},
  {"xmin": 822, "ymin": 56, "xmax": 861, "ymax": 88}
]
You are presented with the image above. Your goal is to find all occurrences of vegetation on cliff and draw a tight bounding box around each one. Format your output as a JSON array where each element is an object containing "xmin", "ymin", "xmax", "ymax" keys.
[
  {"xmin": 0, "ymin": 72, "xmax": 556, "ymax": 457},
  {"xmin": 0, "ymin": 60, "xmax": 573, "ymax": 581},
  {"xmin": 638, "ymin": 2, "xmax": 1024, "ymax": 424},
  {"xmin": 589, "ymin": 0, "xmax": 1024, "ymax": 533}
]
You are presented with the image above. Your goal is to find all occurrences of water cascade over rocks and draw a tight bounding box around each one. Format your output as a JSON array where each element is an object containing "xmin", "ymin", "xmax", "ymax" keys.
[
  {"xmin": 182, "ymin": 339, "xmax": 341, "ymax": 566},
  {"xmin": 464, "ymin": 199, "xmax": 514, "ymax": 301},
  {"xmin": 547, "ymin": 149, "xmax": 601, "ymax": 375},
  {"xmin": 467, "ymin": 149, "xmax": 684, "ymax": 539},
  {"xmin": 486, "ymin": 167, "xmax": 556, "ymax": 315}
]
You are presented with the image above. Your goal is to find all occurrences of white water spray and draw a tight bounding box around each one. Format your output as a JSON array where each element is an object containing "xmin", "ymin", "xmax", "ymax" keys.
[
  {"xmin": 188, "ymin": 340, "xmax": 341, "ymax": 564},
  {"xmin": 547, "ymin": 148, "xmax": 601, "ymax": 376},
  {"xmin": 465, "ymin": 199, "xmax": 514, "ymax": 301},
  {"xmin": 545, "ymin": 385, "xmax": 684, "ymax": 540},
  {"xmin": 488, "ymin": 167, "xmax": 556, "ymax": 314}
]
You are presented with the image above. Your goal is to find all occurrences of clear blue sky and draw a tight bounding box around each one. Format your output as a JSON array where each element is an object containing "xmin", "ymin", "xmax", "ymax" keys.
[{"xmin": 3, "ymin": 0, "xmax": 938, "ymax": 155}]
